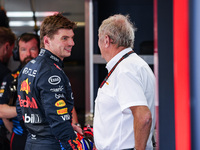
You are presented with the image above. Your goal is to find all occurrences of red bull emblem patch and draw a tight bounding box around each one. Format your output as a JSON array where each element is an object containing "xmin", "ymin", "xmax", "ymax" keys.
[
  {"xmin": 11, "ymin": 71, "xmax": 20, "ymax": 79},
  {"xmin": 55, "ymin": 100, "xmax": 66, "ymax": 107},
  {"xmin": 20, "ymin": 78, "xmax": 31, "ymax": 94},
  {"xmin": 57, "ymin": 107, "xmax": 68, "ymax": 115},
  {"xmin": 73, "ymin": 138, "xmax": 83, "ymax": 150},
  {"xmin": 68, "ymin": 137, "xmax": 83, "ymax": 150}
]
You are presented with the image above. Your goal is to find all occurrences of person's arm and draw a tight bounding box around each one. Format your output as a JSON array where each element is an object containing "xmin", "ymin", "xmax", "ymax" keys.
[
  {"xmin": 38, "ymin": 70, "xmax": 82, "ymax": 149},
  {"xmin": 0, "ymin": 104, "xmax": 17, "ymax": 118},
  {"xmin": 72, "ymin": 106, "xmax": 78, "ymax": 124},
  {"xmin": 2, "ymin": 118, "xmax": 13, "ymax": 133},
  {"xmin": 72, "ymin": 107, "xmax": 83, "ymax": 135},
  {"xmin": 130, "ymin": 106, "xmax": 152, "ymax": 150}
]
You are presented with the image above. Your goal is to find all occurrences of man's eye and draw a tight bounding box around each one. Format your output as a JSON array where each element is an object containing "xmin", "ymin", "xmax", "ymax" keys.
[{"xmin": 31, "ymin": 48, "xmax": 36, "ymax": 51}]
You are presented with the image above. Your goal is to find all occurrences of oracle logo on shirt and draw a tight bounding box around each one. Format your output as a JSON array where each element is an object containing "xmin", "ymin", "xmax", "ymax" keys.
[{"xmin": 22, "ymin": 67, "xmax": 37, "ymax": 77}]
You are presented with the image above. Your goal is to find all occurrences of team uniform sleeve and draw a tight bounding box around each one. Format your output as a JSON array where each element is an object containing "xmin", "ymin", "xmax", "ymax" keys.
[
  {"xmin": 0, "ymin": 75, "xmax": 13, "ymax": 104},
  {"xmin": 16, "ymin": 98, "xmax": 22, "ymax": 120},
  {"xmin": 37, "ymin": 70, "xmax": 83, "ymax": 150}
]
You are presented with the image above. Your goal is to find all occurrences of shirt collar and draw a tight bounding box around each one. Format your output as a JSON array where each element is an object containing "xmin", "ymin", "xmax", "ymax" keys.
[
  {"xmin": 106, "ymin": 47, "xmax": 133, "ymax": 72},
  {"xmin": 39, "ymin": 48, "xmax": 64, "ymax": 68}
]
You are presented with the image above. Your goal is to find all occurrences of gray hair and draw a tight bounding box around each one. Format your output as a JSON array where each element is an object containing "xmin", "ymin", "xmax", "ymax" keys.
[{"xmin": 98, "ymin": 14, "xmax": 136, "ymax": 49}]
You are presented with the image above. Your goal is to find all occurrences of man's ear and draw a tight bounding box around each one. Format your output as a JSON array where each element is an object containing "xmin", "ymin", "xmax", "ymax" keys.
[
  {"xmin": 4, "ymin": 42, "xmax": 10, "ymax": 55},
  {"xmin": 43, "ymin": 36, "xmax": 50, "ymax": 47},
  {"xmin": 105, "ymin": 35, "xmax": 111, "ymax": 48}
]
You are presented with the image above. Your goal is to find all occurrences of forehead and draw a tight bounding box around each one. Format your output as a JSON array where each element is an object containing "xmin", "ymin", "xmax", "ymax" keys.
[
  {"xmin": 19, "ymin": 38, "xmax": 38, "ymax": 46},
  {"xmin": 54, "ymin": 28, "xmax": 74, "ymax": 37}
]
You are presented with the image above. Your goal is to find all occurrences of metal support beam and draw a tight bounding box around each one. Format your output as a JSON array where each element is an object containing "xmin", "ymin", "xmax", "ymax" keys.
[{"xmin": 85, "ymin": 0, "xmax": 94, "ymax": 125}]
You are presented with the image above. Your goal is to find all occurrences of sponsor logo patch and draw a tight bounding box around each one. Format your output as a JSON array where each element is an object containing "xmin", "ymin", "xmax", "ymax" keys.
[
  {"xmin": 0, "ymin": 89, "xmax": 4, "ymax": 93},
  {"xmin": 30, "ymin": 60, "xmax": 36, "ymax": 64},
  {"xmin": 55, "ymin": 100, "xmax": 66, "ymax": 107},
  {"xmin": 22, "ymin": 67, "xmax": 37, "ymax": 77},
  {"xmin": 61, "ymin": 114, "xmax": 70, "ymax": 121},
  {"xmin": 50, "ymin": 55, "xmax": 59, "ymax": 62},
  {"xmin": 1, "ymin": 82, "xmax": 6, "ymax": 86},
  {"xmin": 57, "ymin": 108, "xmax": 68, "ymax": 115},
  {"xmin": 68, "ymin": 137, "xmax": 83, "ymax": 150},
  {"xmin": 31, "ymin": 134, "xmax": 37, "ymax": 140},
  {"xmin": 50, "ymin": 86, "xmax": 64, "ymax": 92},
  {"xmin": 20, "ymin": 78, "xmax": 31, "ymax": 94},
  {"xmin": 18, "ymin": 95, "xmax": 38, "ymax": 109},
  {"xmin": 48, "ymin": 75, "xmax": 61, "ymax": 85},
  {"xmin": 55, "ymin": 93, "xmax": 65, "ymax": 99},
  {"xmin": 11, "ymin": 71, "xmax": 20, "ymax": 78},
  {"xmin": 39, "ymin": 49, "xmax": 45, "ymax": 56},
  {"xmin": 71, "ymin": 93, "xmax": 74, "ymax": 100},
  {"xmin": 24, "ymin": 113, "xmax": 41, "ymax": 123}
]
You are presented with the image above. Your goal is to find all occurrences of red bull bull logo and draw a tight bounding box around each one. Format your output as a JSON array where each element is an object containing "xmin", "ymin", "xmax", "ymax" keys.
[
  {"xmin": 11, "ymin": 71, "xmax": 20, "ymax": 79},
  {"xmin": 20, "ymin": 78, "xmax": 31, "ymax": 94},
  {"xmin": 73, "ymin": 138, "xmax": 83, "ymax": 150},
  {"xmin": 68, "ymin": 137, "xmax": 83, "ymax": 150}
]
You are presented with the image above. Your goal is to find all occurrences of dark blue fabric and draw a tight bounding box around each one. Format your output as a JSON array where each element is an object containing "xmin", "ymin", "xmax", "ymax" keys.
[
  {"xmin": 17, "ymin": 49, "xmax": 81, "ymax": 149},
  {"xmin": 0, "ymin": 66, "xmax": 25, "ymax": 137},
  {"xmin": 0, "ymin": 62, "xmax": 10, "ymax": 86}
]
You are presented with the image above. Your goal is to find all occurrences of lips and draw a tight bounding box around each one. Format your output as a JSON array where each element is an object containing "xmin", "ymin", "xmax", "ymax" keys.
[
  {"xmin": 64, "ymin": 48, "xmax": 72, "ymax": 53},
  {"xmin": 66, "ymin": 50, "xmax": 71, "ymax": 52}
]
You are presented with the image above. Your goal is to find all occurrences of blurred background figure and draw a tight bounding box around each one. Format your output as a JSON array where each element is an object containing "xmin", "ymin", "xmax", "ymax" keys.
[
  {"xmin": 0, "ymin": 33, "xmax": 40, "ymax": 150},
  {"xmin": 0, "ymin": 5, "xmax": 14, "ymax": 87},
  {"xmin": 0, "ymin": 27, "xmax": 15, "ymax": 88},
  {"xmin": 0, "ymin": 27, "xmax": 15, "ymax": 150},
  {"xmin": 0, "ymin": 6, "xmax": 9, "ymax": 28}
]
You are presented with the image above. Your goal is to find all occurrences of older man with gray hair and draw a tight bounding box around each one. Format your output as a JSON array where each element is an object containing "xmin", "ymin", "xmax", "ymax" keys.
[{"xmin": 93, "ymin": 14, "xmax": 156, "ymax": 150}]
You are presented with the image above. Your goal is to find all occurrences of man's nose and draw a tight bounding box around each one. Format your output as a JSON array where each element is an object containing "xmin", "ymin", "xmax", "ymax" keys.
[
  {"xmin": 26, "ymin": 50, "xmax": 31, "ymax": 56},
  {"xmin": 69, "ymin": 39, "xmax": 75, "ymax": 46}
]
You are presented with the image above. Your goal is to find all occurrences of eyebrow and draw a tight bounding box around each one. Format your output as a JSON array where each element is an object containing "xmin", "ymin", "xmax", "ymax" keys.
[{"xmin": 62, "ymin": 35, "xmax": 74, "ymax": 38}]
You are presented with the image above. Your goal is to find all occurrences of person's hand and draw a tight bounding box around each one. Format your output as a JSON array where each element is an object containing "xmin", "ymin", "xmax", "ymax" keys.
[
  {"xmin": 93, "ymin": 144, "xmax": 97, "ymax": 150},
  {"xmin": 72, "ymin": 123, "xmax": 83, "ymax": 136}
]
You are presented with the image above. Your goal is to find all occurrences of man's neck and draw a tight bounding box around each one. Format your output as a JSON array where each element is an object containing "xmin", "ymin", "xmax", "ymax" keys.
[{"xmin": 107, "ymin": 46, "xmax": 126, "ymax": 62}]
